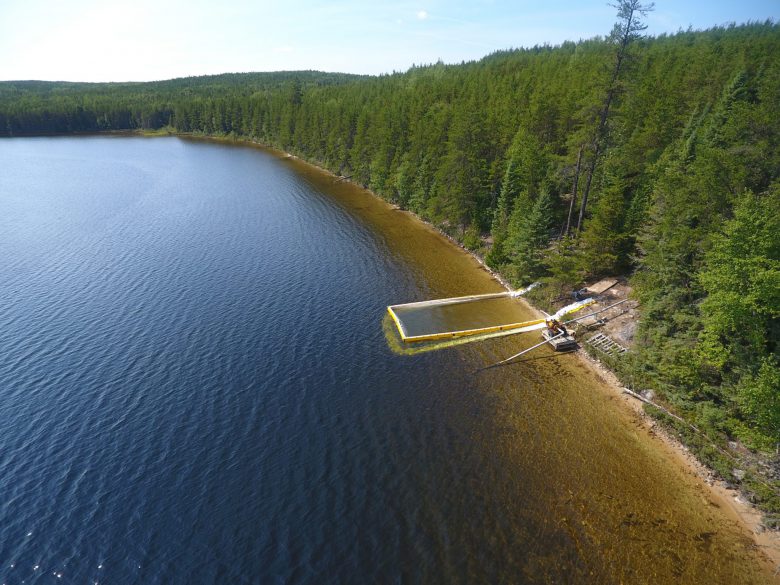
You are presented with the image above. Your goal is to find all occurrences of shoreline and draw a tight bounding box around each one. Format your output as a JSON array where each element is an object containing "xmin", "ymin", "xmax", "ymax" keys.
[
  {"xmin": 253, "ymin": 135, "xmax": 780, "ymax": 575},
  {"xmin": 511, "ymin": 284, "xmax": 780, "ymax": 573},
  {"xmin": 22, "ymin": 130, "xmax": 780, "ymax": 574},
  {"xmin": 579, "ymin": 348, "xmax": 780, "ymax": 572}
]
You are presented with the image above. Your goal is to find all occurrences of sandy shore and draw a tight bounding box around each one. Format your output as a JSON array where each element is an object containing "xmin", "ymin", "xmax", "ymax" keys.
[
  {"xmin": 291, "ymin": 140, "xmax": 780, "ymax": 569},
  {"xmin": 503, "ymin": 285, "xmax": 780, "ymax": 577},
  {"xmin": 578, "ymin": 347, "xmax": 780, "ymax": 574},
  {"xmin": 180, "ymin": 132, "xmax": 780, "ymax": 578}
]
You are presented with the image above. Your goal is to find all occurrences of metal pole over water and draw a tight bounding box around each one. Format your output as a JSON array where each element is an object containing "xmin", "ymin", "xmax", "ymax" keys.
[{"xmin": 489, "ymin": 332, "xmax": 566, "ymax": 368}]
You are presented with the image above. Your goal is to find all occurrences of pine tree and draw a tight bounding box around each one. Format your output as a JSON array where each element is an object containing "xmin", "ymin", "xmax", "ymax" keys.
[
  {"xmin": 577, "ymin": 0, "xmax": 654, "ymax": 233},
  {"xmin": 699, "ymin": 187, "xmax": 780, "ymax": 444},
  {"xmin": 506, "ymin": 188, "xmax": 554, "ymax": 284}
]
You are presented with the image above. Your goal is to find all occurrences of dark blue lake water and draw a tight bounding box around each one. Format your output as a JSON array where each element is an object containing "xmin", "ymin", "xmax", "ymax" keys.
[
  {"xmin": 0, "ymin": 136, "xmax": 771, "ymax": 585},
  {"xmin": 0, "ymin": 137, "xmax": 529, "ymax": 584}
]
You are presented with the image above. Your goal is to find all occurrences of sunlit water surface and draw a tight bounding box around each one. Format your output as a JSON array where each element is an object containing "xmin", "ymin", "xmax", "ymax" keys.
[{"xmin": 0, "ymin": 137, "xmax": 771, "ymax": 584}]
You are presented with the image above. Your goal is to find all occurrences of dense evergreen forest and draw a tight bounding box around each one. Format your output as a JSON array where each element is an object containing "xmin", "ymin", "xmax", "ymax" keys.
[{"xmin": 1, "ymin": 15, "xmax": 778, "ymax": 511}]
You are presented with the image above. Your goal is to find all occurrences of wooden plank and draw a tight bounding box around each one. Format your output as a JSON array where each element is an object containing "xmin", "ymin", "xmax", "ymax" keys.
[{"xmin": 585, "ymin": 278, "xmax": 618, "ymax": 295}]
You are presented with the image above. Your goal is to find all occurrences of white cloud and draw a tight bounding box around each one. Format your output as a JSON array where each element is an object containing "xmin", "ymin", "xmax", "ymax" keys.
[
  {"xmin": 417, "ymin": 10, "xmax": 428, "ymax": 20},
  {"xmin": 273, "ymin": 45, "xmax": 294, "ymax": 53}
]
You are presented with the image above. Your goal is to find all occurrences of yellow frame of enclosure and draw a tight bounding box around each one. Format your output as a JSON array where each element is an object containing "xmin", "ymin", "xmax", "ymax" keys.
[{"xmin": 387, "ymin": 291, "xmax": 545, "ymax": 343}]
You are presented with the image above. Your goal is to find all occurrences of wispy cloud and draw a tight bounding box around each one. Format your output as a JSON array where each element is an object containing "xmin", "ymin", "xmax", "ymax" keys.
[
  {"xmin": 417, "ymin": 10, "xmax": 428, "ymax": 20},
  {"xmin": 273, "ymin": 45, "xmax": 294, "ymax": 53}
]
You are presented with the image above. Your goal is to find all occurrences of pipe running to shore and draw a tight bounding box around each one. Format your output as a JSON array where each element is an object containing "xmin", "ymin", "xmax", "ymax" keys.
[
  {"xmin": 488, "ymin": 332, "xmax": 566, "ymax": 368},
  {"xmin": 564, "ymin": 299, "xmax": 629, "ymax": 325}
]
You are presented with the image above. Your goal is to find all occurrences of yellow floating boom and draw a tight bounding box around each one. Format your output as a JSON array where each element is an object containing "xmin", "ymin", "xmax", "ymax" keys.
[
  {"xmin": 387, "ymin": 285, "xmax": 542, "ymax": 343},
  {"xmin": 387, "ymin": 306, "xmax": 547, "ymax": 343},
  {"xmin": 387, "ymin": 290, "xmax": 594, "ymax": 344}
]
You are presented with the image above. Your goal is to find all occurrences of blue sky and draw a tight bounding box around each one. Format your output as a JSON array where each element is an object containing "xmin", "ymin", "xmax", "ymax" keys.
[{"xmin": 1, "ymin": 0, "xmax": 777, "ymax": 82}]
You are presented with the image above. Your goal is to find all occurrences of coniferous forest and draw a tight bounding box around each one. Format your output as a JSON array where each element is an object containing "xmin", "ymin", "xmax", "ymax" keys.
[{"xmin": 1, "ymin": 15, "xmax": 778, "ymax": 511}]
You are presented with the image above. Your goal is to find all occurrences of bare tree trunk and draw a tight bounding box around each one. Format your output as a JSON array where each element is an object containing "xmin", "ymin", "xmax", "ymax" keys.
[
  {"xmin": 577, "ymin": 147, "xmax": 599, "ymax": 233},
  {"xmin": 577, "ymin": 53, "xmax": 624, "ymax": 234},
  {"xmin": 566, "ymin": 145, "xmax": 583, "ymax": 235}
]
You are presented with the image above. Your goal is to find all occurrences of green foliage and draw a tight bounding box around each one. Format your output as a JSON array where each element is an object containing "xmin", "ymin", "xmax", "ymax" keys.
[
  {"xmin": 505, "ymin": 188, "xmax": 554, "ymax": 284},
  {"xmin": 462, "ymin": 225, "xmax": 482, "ymax": 252},
  {"xmin": 578, "ymin": 166, "xmax": 631, "ymax": 276},
  {"xmin": 484, "ymin": 173, "xmax": 512, "ymax": 268},
  {"xmin": 544, "ymin": 237, "xmax": 586, "ymax": 291},
  {"xmin": 697, "ymin": 188, "xmax": 780, "ymax": 443},
  {"xmin": 738, "ymin": 357, "xmax": 780, "ymax": 445},
  {"xmin": 433, "ymin": 104, "xmax": 493, "ymax": 231},
  {"xmin": 699, "ymin": 190, "xmax": 780, "ymax": 366},
  {"xmin": 1, "ymin": 21, "xmax": 779, "ymax": 459}
]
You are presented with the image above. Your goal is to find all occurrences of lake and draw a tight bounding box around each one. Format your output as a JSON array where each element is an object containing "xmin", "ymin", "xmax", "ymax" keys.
[{"xmin": 0, "ymin": 136, "xmax": 771, "ymax": 584}]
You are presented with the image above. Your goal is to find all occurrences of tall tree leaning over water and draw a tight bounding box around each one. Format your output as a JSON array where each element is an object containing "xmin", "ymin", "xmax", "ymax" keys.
[{"xmin": 575, "ymin": 0, "xmax": 654, "ymax": 234}]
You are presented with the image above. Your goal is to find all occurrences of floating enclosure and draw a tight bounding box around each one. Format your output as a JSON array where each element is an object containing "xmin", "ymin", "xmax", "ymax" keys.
[{"xmin": 388, "ymin": 291, "xmax": 544, "ymax": 343}]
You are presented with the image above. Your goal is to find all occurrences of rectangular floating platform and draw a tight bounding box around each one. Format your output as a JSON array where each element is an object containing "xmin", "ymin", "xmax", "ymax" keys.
[
  {"xmin": 542, "ymin": 329, "xmax": 578, "ymax": 351},
  {"xmin": 388, "ymin": 290, "xmax": 542, "ymax": 343}
]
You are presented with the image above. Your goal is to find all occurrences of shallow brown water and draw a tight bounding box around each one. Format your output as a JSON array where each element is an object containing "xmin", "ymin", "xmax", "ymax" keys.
[
  {"xmin": 391, "ymin": 295, "xmax": 531, "ymax": 339},
  {"xmin": 5, "ymin": 134, "xmax": 773, "ymax": 585},
  {"xmin": 283, "ymin": 150, "xmax": 776, "ymax": 584}
]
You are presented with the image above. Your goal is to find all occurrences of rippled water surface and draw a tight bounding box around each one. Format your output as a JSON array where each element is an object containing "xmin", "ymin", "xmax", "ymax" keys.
[{"xmin": 0, "ymin": 137, "xmax": 772, "ymax": 584}]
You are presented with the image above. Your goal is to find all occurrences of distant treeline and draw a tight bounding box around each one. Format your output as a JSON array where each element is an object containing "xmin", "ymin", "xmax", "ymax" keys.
[{"xmin": 2, "ymin": 22, "xmax": 778, "ymax": 500}]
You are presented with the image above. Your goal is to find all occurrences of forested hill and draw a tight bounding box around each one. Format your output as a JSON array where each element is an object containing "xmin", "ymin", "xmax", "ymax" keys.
[
  {"xmin": 0, "ymin": 71, "xmax": 364, "ymax": 130},
  {"xmin": 2, "ymin": 22, "xmax": 779, "ymax": 507}
]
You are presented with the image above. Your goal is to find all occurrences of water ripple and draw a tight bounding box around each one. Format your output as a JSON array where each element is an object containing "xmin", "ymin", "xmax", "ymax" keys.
[{"xmin": 0, "ymin": 137, "xmax": 769, "ymax": 585}]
